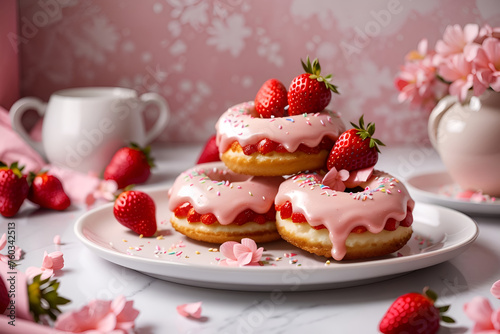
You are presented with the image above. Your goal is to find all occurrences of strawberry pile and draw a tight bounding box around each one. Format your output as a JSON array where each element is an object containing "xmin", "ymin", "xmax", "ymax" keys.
[
  {"xmin": 254, "ymin": 56, "xmax": 339, "ymax": 118},
  {"xmin": 0, "ymin": 162, "xmax": 71, "ymax": 217}
]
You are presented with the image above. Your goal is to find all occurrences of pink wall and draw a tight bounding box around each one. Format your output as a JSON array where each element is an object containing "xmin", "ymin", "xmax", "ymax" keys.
[
  {"xmin": 17, "ymin": 0, "xmax": 500, "ymax": 145},
  {"xmin": 0, "ymin": 0, "xmax": 19, "ymax": 110}
]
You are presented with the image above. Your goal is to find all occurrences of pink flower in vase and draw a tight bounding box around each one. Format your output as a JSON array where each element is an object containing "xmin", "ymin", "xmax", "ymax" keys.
[
  {"xmin": 54, "ymin": 295, "xmax": 139, "ymax": 333},
  {"xmin": 435, "ymin": 23, "xmax": 479, "ymax": 57},
  {"xmin": 464, "ymin": 296, "xmax": 500, "ymax": 333},
  {"xmin": 219, "ymin": 238, "xmax": 263, "ymax": 267},
  {"xmin": 438, "ymin": 53, "xmax": 474, "ymax": 101},
  {"xmin": 465, "ymin": 37, "xmax": 500, "ymax": 96},
  {"xmin": 395, "ymin": 39, "xmax": 448, "ymax": 111}
]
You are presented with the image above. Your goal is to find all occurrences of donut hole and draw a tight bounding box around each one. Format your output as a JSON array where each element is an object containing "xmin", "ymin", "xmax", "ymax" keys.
[{"xmin": 344, "ymin": 186, "xmax": 365, "ymax": 193}]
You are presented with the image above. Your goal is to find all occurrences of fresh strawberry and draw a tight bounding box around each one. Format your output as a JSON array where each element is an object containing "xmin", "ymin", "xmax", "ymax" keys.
[
  {"xmin": 113, "ymin": 190, "xmax": 157, "ymax": 237},
  {"xmin": 287, "ymin": 57, "xmax": 339, "ymax": 115},
  {"xmin": 379, "ymin": 287, "xmax": 455, "ymax": 334},
  {"xmin": 254, "ymin": 78, "xmax": 288, "ymax": 118},
  {"xmin": 196, "ymin": 135, "xmax": 220, "ymax": 164},
  {"xmin": 0, "ymin": 275, "xmax": 9, "ymax": 314},
  {"xmin": 28, "ymin": 171, "xmax": 71, "ymax": 210},
  {"xmin": 104, "ymin": 143, "xmax": 154, "ymax": 189},
  {"xmin": 327, "ymin": 115, "xmax": 385, "ymax": 171},
  {"xmin": 0, "ymin": 161, "xmax": 29, "ymax": 217}
]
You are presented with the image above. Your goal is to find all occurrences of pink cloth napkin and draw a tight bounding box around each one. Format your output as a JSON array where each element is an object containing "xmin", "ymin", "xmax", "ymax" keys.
[{"xmin": 0, "ymin": 108, "xmax": 100, "ymax": 204}]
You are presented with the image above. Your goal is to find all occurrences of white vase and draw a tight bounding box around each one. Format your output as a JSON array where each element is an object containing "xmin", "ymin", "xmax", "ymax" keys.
[{"xmin": 428, "ymin": 90, "xmax": 500, "ymax": 197}]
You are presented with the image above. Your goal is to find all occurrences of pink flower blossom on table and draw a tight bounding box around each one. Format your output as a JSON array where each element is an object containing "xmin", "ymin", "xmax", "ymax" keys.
[
  {"xmin": 464, "ymin": 296, "xmax": 500, "ymax": 333},
  {"xmin": 321, "ymin": 167, "xmax": 349, "ymax": 192},
  {"xmin": 492, "ymin": 280, "xmax": 500, "ymax": 299},
  {"xmin": 54, "ymin": 295, "xmax": 139, "ymax": 334},
  {"xmin": 25, "ymin": 251, "xmax": 64, "ymax": 280},
  {"xmin": 85, "ymin": 180, "xmax": 119, "ymax": 208},
  {"xmin": 435, "ymin": 23, "xmax": 479, "ymax": 57},
  {"xmin": 177, "ymin": 301, "xmax": 203, "ymax": 319},
  {"xmin": 219, "ymin": 238, "xmax": 263, "ymax": 267},
  {"xmin": 0, "ymin": 233, "xmax": 22, "ymax": 263}
]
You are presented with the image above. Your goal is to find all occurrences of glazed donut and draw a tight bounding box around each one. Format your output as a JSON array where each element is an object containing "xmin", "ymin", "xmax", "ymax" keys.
[
  {"xmin": 168, "ymin": 162, "xmax": 283, "ymax": 243},
  {"xmin": 216, "ymin": 102, "xmax": 345, "ymax": 176},
  {"xmin": 274, "ymin": 170, "xmax": 415, "ymax": 260}
]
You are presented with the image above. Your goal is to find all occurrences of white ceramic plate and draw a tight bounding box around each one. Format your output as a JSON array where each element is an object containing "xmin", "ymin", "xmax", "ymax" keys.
[
  {"xmin": 407, "ymin": 171, "xmax": 500, "ymax": 216},
  {"xmin": 74, "ymin": 188, "xmax": 478, "ymax": 291}
]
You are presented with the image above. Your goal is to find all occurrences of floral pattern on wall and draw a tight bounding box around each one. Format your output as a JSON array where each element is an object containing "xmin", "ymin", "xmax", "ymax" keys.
[{"xmin": 18, "ymin": 0, "xmax": 500, "ymax": 144}]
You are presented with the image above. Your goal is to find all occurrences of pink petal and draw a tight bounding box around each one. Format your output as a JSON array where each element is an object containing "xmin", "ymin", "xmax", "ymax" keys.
[
  {"xmin": 250, "ymin": 247, "xmax": 264, "ymax": 263},
  {"xmin": 240, "ymin": 238, "xmax": 257, "ymax": 253},
  {"xmin": 233, "ymin": 245, "xmax": 253, "ymax": 266},
  {"xmin": 464, "ymin": 296, "xmax": 494, "ymax": 326},
  {"xmin": 0, "ymin": 234, "xmax": 6, "ymax": 250},
  {"xmin": 41, "ymin": 251, "xmax": 53, "ymax": 269},
  {"xmin": 219, "ymin": 241, "xmax": 238, "ymax": 261},
  {"xmin": 492, "ymin": 308, "xmax": 500, "ymax": 330},
  {"xmin": 47, "ymin": 251, "xmax": 64, "ymax": 270},
  {"xmin": 491, "ymin": 280, "xmax": 500, "ymax": 299},
  {"xmin": 177, "ymin": 301, "xmax": 203, "ymax": 319},
  {"xmin": 53, "ymin": 235, "xmax": 61, "ymax": 245},
  {"xmin": 96, "ymin": 313, "xmax": 117, "ymax": 332},
  {"xmin": 322, "ymin": 168, "xmax": 347, "ymax": 191},
  {"xmin": 40, "ymin": 268, "xmax": 54, "ymax": 280},
  {"xmin": 344, "ymin": 166, "xmax": 374, "ymax": 188},
  {"xmin": 25, "ymin": 266, "xmax": 43, "ymax": 280},
  {"xmin": 113, "ymin": 296, "xmax": 139, "ymax": 326}
]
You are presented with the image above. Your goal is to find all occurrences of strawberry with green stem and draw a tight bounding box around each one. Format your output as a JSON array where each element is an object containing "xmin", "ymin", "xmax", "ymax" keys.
[
  {"xmin": 104, "ymin": 143, "xmax": 155, "ymax": 189},
  {"xmin": 379, "ymin": 287, "xmax": 455, "ymax": 334},
  {"xmin": 0, "ymin": 161, "xmax": 29, "ymax": 217},
  {"xmin": 288, "ymin": 56, "xmax": 339, "ymax": 115},
  {"xmin": 28, "ymin": 171, "xmax": 71, "ymax": 211},
  {"xmin": 327, "ymin": 115, "xmax": 385, "ymax": 171}
]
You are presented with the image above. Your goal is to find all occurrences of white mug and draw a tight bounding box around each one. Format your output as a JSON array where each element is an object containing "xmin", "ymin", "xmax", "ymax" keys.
[{"xmin": 10, "ymin": 87, "xmax": 170, "ymax": 174}]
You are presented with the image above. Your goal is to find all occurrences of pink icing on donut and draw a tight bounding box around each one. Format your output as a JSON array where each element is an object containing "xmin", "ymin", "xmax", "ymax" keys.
[
  {"xmin": 168, "ymin": 162, "xmax": 283, "ymax": 225},
  {"xmin": 275, "ymin": 170, "xmax": 415, "ymax": 260},
  {"xmin": 215, "ymin": 102, "xmax": 345, "ymax": 153}
]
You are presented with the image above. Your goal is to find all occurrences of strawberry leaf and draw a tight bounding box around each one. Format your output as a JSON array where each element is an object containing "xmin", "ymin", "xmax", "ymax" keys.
[{"xmin": 441, "ymin": 315, "xmax": 456, "ymax": 323}]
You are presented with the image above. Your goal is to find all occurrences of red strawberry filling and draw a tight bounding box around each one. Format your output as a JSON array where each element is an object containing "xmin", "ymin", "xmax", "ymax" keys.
[
  {"xmin": 174, "ymin": 202, "xmax": 276, "ymax": 225},
  {"xmin": 238, "ymin": 137, "xmax": 334, "ymax": 156},
  {"xmin": 276, "ymin": 201, "xmax": 413, "ymax": 233}
]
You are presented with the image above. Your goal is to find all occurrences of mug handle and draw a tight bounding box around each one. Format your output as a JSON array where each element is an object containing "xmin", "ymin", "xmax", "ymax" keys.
[
  {"xmin": 9, "ymin": 97, "xmax": 47, "ymax": 160},
  {"xmin": 139, "ymin": 92, "xmax": 170, "ymax": 144},
  {"xmin": 427, "ymin": 95, "xmax": 457, "ymax": 151}
]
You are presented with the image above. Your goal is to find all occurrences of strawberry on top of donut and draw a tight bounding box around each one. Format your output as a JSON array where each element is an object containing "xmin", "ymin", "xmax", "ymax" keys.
[
  {"xmin": 288, "ymin": 57, "xmax": 339, "ymax": 115},
  {"xmin": 326, "ymin": 115, "xmax": 385, "ymax": 172},
  {"xmin": 254, "ymin": 78, "xmax": 288, "ymax": 118}
]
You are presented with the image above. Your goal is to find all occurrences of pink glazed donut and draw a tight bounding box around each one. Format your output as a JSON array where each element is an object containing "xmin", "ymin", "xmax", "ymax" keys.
[
  {"xmin": 275, "ymin": 170, "xmax": 415, "ymax": 261},
  {"xmin": 216, "ymin": 102, "xmax": 345, "ymax": 176},
  {"xmin": 168, "ymin": 162, "xmax": 284, "ymax": 243}
]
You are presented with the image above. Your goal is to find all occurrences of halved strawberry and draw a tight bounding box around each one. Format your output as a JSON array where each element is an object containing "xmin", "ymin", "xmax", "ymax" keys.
[
  {"xmin": 288, "ymin": 57, "xmax": 339, "ymax": 115},
  {"xmin": 254, "ymin": 78, "xmax": 288, "ymax": 118},
  {"xmin": 326, "ymin": 115, "xmax": 385, "ymax": 171}
]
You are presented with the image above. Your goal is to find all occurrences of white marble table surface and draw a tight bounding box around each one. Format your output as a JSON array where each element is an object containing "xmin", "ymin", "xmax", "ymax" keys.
[{"xmin": 1, "ymin": 143, "xmax": 499, "ymax": 334}]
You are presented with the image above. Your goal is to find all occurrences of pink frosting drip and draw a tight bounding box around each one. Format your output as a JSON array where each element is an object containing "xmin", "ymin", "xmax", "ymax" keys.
[
  {"xmin": 275, "ymin": 170, "xmax": 415, "ymax": 261},
  {"xmin": 215, "ymin": 102, "xmax": 345, "ymax": 153},
  {"xmin": 168, "ymin": 162, "xmax": 283, "ymax": 224}
]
